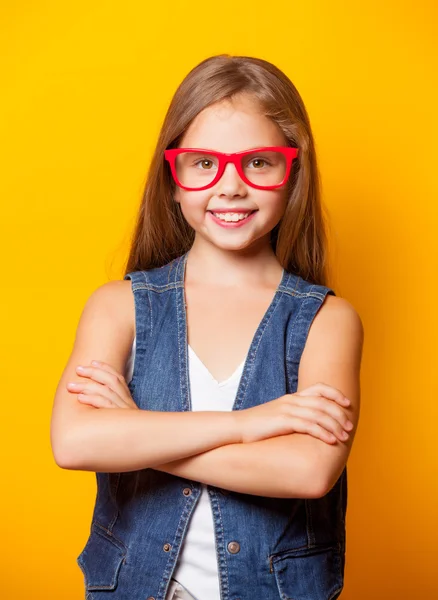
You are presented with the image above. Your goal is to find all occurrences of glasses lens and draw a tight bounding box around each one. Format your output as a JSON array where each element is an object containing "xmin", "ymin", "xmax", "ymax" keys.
[
  {"xmin": 242, "ymin": 150, "xmax": 287, "ymax": 186},
  {"xmin": 174, "ymin": 150, "xmax": 288, "ymax": 188},
  {"xmin": 175, "ymin": 152, "xmax": 219, "ymax": 188}
]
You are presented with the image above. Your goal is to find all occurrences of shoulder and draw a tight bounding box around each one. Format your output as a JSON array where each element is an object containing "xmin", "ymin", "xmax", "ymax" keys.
[
  {"xmin": 85, "ymin": 279, "xmax": 134, "ymax": 311},
  {"xmin": 301, "ymin": 293, "xmax": 364, "ymax": 374},
  {"xmin": 89, "ymin": 279, "xmax": 133, "ymax": 299},
  {"xmin": 81, "ymin": 280, "xmax": 135, "ymax": 340},
  {"xmin": 316, "ymin": 294, "xmax": 364, "ymax": 343}
]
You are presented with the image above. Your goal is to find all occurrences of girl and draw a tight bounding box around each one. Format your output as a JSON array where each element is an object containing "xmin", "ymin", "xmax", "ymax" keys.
[{"xmin": 51, "ymin": 54, "xmax": 363, "ymax": 600}]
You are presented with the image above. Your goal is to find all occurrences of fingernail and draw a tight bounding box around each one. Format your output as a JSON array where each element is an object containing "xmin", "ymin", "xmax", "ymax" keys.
[
  {"xmin": 91, "ymin": 360, "xmax": 100, "ymax": 366},
  {"xmin": 76, "ymin": 366, "xmax": 86, "ymax": 372}
]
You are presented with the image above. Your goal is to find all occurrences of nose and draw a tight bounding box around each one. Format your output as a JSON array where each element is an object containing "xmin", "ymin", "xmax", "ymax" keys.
[{"xmin": 215, "ymin": 162, "xmax": 247, "ymax": 196}]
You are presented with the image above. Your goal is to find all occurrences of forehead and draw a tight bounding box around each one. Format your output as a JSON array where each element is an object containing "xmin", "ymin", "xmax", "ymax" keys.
[{"xmin": 180, "ymin": 96, "xmax": 287, "ymax": 152}]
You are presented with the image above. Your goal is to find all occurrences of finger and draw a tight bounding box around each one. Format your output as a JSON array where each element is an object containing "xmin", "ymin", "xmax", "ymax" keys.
[
  {"xmin": 74, "ymin": 365, "xmax": 128, "ymax": 398},
  {"xmin": 291, "ymin": 396, "xmax": 353, "ymax": 431},
  {"xmin": 292, "ymin": 406, "xmax": 349, "ymax": 441},
  {"xmin": 77, "ymin": 393, "xmax": 116, "ymax": 409},
  {"xmin": 89, "ymin": 360, "xmax": 129, "ymax": 387},
  {"xmin": 70, "ymin": 380, "xmax": 128, "ymax": 408},
  {"xmin": 296, "ymin": 383, "xmax": 350, "ymax": 406},
  {"xmin": 70, "ymin": 379, "xmax": 138, "ymax": 409},
  {"xmin": 82, "ymin": 365, "xmax": 138, "ymax": 409},
  {"xmin": 293, "ymin": 418, "xmax": 338, "ymax": 444}
]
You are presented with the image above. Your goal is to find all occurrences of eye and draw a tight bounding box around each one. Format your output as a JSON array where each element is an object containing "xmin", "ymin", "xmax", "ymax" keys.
[
  {"xmin": 248, "ymin": 157, "xmax": 272, "ymax": 169},
  {"xmin": 194, "ymin": 158, "xmax": 214, "ymax": 170}
]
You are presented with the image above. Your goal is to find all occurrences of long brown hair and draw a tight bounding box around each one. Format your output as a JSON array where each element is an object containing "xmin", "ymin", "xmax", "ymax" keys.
[{"xmin": 124, "ymin": 54, "xmax": 333, "ymax": 286}]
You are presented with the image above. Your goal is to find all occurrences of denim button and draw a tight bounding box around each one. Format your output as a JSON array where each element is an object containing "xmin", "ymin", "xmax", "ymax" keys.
[
  {"xmin": 163, "ymin": 543, "xmax": 172, "ymax": 552},
  {"xmin": 227, "ymin": 541, "xmax": 240, "ymax": 553},
  {"xmin": 183, "ymin": 487, "xmax": 192, "ymax": 496}
]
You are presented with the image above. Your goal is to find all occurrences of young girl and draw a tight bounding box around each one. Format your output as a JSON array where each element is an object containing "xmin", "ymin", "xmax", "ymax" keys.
[{"xmin": 51, "ymin": 54, "xmax": 363, "ymax": 600}]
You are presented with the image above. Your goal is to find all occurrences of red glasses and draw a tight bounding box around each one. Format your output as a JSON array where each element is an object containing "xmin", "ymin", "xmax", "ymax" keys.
[{"xmin": 164, "ymin": 146, "xmax": 299, "ymax": 191}]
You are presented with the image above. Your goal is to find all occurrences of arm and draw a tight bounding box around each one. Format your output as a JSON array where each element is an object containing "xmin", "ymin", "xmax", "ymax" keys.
[
  {"xmin": 152, "ymin": 296, "xmax": 363, "ymax": 498},
  {"xmin": 153, "ymin": 433, "xmax": 320, "ymax": 498},
  {"xmin": 50, "ymin": 281, "xmax": 240, "ymax": 472}
]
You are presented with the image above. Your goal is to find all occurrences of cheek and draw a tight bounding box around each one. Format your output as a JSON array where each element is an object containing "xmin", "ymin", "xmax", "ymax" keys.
[
  {"xmin": 178, "ymin": 194, "xmax": 209, "ymax": 223},
  {"xmin": 259, "ymin": 192, "xmax": 289, "ymax": 221}
]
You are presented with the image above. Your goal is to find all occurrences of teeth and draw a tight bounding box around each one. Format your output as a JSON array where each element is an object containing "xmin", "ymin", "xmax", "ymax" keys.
[{"xmin": 212, "ymin": 212, "xmax": 252, "ymax": 222}]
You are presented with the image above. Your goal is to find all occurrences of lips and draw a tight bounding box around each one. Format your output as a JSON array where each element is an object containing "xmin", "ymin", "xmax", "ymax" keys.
[
  {"xmin": 208, "ymin": 210, "xmax": 258, "ymax": 214},
  {"xmin": 208, "ymin": 210, "xmax": 258, "ymax": 227}
]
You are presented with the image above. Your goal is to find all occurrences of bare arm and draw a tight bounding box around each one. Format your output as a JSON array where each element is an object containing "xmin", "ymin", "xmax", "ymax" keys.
[
  {"xmin": 153, "ymin": 434, "xmax": 320, "ymax": 498},
  {"xmin": 50, "ymin": 281, "xmax": 240, "ymax": 472},
  {"xmin": 61, "ymin": 409, "xmax": 241, "ymax": 472},
  {"xmin": 150, "ymin": 296, "xmax": 363, "ymax": 499}
]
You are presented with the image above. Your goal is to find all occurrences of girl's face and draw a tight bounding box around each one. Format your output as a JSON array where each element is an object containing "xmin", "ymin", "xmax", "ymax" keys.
[{"xmin": 173, "ymin": 95, "xmax": 290, "ymax": 253}]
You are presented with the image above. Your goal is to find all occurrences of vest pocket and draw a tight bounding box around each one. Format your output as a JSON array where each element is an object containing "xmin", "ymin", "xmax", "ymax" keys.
[
  {"xmin": 270, "ymin": 543, "xmax": 344, "ymax": 600},
  {"xmin": 77, "ymin": 521, "xmax": 127, "ymax": 591}
]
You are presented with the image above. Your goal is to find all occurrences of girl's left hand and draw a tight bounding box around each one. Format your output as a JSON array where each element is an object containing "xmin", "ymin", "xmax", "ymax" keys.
[{"xmin": 66, "ymin": 360, "xmax": 139, "ymax": 410}]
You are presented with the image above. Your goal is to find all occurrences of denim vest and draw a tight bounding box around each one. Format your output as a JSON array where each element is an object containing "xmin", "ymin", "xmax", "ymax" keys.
[{"xmin": 77, "ymin": 250, "xmax": 347, "ymax": 600}]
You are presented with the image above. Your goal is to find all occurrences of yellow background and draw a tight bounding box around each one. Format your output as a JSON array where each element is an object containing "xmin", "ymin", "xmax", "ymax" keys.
[{"xmin": 1, "ymin": 1, "xmax": 437, "ymax": 597}]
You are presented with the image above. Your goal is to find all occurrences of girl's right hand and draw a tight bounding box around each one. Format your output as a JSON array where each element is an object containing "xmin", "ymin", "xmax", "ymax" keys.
[{"xmin": 234, "ymin": 383, "xmax": 354, "ymax": 445}]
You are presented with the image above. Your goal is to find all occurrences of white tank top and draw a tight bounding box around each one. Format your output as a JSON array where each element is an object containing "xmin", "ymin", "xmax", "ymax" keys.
[{"xmin": 125, "ymin": 337, "xmax": 246, "ymax": 600}]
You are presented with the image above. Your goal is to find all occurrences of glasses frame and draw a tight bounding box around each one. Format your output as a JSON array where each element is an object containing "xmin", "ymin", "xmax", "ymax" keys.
[{"xmin": 164, "ymin": 146, "xmax": 299, "ymax": 191}]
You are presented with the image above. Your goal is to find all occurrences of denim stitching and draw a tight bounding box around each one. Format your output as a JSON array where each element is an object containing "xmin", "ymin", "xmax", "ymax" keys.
[
  {"xmin": 176, "ymin": 253, "xmax": 190, "ymax": 413},
  {"xmin": 226, "ymin": 269, "xmax": 292, "ymax": 411},
  {"xmin": 208, "ymin": 489, "xmax": 230, "ymax": 600},
  {"xmin": 305, "ymin": 499, "xmax": 316, "ymax": 546},
  {"xmin": 108, "ymin": 472, "xmax": 121, "ymax": 531},
  {"xmin": 92, "ymin": 520, "xmax": 127, "ymax": 549},
  {"xmin": 159, "ymin": 492, "xmax": 200, "ymax": 600},
  {"xmin": 139, "ymin": 270, "xmax": 153, "ymax": 336},
  {"xmin": 131, "ymin": 282, "xmax": 327, "ymax": 300},
  {"xmin": 286, "ymin": 285, "xmax": 330, "ymax": 362},
  {"xmin": 328, "ymin": 587, "xmax": 343, "ymax": 600},
  {"xmin": 234, "ymin": 284, "xmax": 285, "ymax": 411}
]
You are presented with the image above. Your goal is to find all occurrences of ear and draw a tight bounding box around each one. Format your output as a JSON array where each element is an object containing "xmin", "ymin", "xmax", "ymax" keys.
[{"xmin": 173, "ymin": 189, "xmax": 181, "ymax": 203}]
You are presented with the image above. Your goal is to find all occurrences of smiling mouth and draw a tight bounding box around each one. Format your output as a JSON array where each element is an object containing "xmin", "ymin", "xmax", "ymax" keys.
[{"xmin": 208, "ymin": 210, "xmax": 258, "ymax": 224}]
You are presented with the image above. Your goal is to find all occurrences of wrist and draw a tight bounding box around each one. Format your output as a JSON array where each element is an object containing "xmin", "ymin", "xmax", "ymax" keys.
[{"xmin": 229, "ymin": 411, "xmax": 243, "ymax": 444}]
